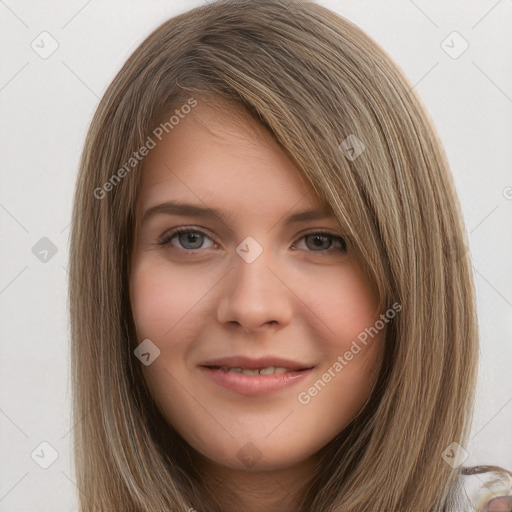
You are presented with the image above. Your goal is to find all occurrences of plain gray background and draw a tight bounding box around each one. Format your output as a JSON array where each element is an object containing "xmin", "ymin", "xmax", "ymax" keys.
[{"xmin": 1, "ymin": 1, "xmax": 511, "ymax": 510}]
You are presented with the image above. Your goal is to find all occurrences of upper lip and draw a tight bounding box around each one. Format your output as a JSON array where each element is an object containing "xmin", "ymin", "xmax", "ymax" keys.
[{"xmin": 199, "ymin": 355, "xmax": 315, "ymax": 371}]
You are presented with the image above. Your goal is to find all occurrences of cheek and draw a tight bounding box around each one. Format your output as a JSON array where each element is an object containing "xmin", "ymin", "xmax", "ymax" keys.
[
  {"xmin": 130, "ymin": 262, "xmax": 207, "ymax": 421},
  {"xmin": 130, "ymin": 259, "xmax": 212, "ymax": 341},
  {"xmin": 333, "ymin": 275, "xmax": 379, "ymax": 333},
  {"xmin": 294, "ymin": 263, "xmax": 383, "ymax": 408},
  {"xmin": 295, "ymin": 262, "xmax": 380, "ymax": 353},
  {"xmin": 297, "ymin": 337, "xmax": 382, "ymax": 452},
  {"xmin": 130, "ymin": 259, "xmax": 220, "ymax": 405}
]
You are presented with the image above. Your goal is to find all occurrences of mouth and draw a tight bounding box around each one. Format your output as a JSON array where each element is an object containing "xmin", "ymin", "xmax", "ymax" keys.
[
  {"xmin": 198, "ymin": 356, "xmax": 315, "ymax": 396},
  {"xmin": 199, "ymin": 355, "xmax": 314, "ymax": 373},
  {"xmin": 203, "ymin": 365, "xmax": 310, "ymax": 376}
]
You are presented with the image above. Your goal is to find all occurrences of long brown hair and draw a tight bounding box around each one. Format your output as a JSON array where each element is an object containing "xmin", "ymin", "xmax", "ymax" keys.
[{"xmin": 68, "ymin": 0, "xmax": 479, "ymax": 510}]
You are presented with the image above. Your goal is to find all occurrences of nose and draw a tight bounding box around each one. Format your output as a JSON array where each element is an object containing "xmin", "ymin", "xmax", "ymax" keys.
[{"xmin": 216, "ymin": 246, "xmax": 293, "ymax": 332}]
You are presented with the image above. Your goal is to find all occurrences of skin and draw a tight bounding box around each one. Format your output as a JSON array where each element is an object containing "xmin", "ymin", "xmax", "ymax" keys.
[
  {"xmin": 130, "ymin": 100, "xmax": 384, "ymax": 511},
  {"xmin": 484, "ymin": 497, "xmax": 512, "ymax": 512}
]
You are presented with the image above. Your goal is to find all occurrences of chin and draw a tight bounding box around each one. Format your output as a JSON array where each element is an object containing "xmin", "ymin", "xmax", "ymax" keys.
[{"xmin": 193, "ymin": 436, "xmax": 318, "ymax": 473}]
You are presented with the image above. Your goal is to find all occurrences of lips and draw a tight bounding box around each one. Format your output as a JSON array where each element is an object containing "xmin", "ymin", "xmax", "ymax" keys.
[
  {"xmin": 213, "ymin": 366, "xmax": 295, "ymax": 376},
  {"xmin": 199, "ymin": 355, "xmax": 314, "ymax": 373},
  {"xmin": 198, "ymin": 355, "xmax": 315, "ymax": 396}
]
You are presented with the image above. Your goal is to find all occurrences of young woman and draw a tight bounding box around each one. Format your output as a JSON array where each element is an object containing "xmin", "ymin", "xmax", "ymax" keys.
[{"xmin": 68, "ymin": 1, "xmax": 511, "ymax": 510}]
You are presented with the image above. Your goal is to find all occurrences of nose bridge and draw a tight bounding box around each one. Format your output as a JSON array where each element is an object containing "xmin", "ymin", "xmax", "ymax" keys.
[
  {"xmin": 232, "ymin": 235, "xmax": 277, "ymax": 302},
  {"xmin": 216, "ymin": 235, "xmax": 293, "ymax": 330},
  {"xmin": 234, "ymin": 241, "xmax": 271, "ymax": 292}
]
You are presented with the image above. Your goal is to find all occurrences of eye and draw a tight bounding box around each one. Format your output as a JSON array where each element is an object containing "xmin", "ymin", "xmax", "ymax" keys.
[
  {"xmin": 157, "ymin": 227, "xmax": 216, "ymax": 250},
  {"xmin": 157, "ymin": 228, "xmax": 347, "ymax": 254},
  {"xmin": 293, "ymin": 232, "xmax": 347, "ymax": 253}
]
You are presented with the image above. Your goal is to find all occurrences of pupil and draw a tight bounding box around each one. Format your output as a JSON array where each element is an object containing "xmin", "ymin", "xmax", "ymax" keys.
[
  {"xmin": 180, "ymin": 232, "xmax": 203, "ymax": 249},
  {"xmin": 307, "ymin": 234, "xmax": 331, "ymax": 251}
]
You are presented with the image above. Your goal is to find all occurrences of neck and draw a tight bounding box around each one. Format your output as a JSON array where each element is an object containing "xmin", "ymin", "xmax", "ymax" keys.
[{"xmin": 194, "ymin": 452, "xmax": 321, "ymax": 512}]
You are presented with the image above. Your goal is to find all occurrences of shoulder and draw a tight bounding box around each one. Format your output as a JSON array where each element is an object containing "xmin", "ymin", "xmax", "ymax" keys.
[{"xmin": 444, "ymin": 465, "xmax": 512, "ymax": 511}]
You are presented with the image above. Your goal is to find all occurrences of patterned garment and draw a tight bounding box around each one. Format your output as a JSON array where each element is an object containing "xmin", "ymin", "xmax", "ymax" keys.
[{"xmin": 444, "ymin": 466, "xmax": 512, "ymax": 511}]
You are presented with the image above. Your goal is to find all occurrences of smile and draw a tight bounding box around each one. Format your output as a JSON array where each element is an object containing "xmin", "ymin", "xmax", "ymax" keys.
[
  {"xmin": 199, "ymin": 365, "xmax": 314, "ymax": 396},
  {"xmin": 212, "ymin": 365, "xmax": 297, "ymax": 375}
]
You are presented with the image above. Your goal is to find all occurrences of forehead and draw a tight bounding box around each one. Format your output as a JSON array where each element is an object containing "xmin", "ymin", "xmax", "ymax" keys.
[{"xmin": 137, "ymin": 101, "xmax": 328, "ymax": 214}]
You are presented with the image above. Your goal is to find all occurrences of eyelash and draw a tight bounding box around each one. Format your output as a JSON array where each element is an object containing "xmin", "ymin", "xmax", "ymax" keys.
[{"xmin": 156, "ymin": 227, "xmax": 347, "ymax": 254}]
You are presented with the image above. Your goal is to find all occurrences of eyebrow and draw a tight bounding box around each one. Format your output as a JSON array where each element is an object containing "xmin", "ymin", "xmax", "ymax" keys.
[{"xmin": 141, "ymin": 200, "xmax": 334, "ymax": 227}]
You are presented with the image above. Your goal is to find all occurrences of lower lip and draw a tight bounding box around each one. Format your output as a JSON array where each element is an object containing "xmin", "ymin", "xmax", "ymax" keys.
[{"xmin": 199, "ymin": 367, "xmax": 314, "ymax": 396}]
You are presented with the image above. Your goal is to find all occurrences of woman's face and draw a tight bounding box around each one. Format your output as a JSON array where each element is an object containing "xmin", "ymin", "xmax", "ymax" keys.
[{"xmin": 130, "ymin": 101, "xmax": 384, "ymax": 472}]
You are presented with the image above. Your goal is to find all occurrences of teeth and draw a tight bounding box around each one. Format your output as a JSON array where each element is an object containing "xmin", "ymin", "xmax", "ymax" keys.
[
  {"xmin": 218, "ymin": 366, "xmax": 292, "ymax": 375},
  {"xmin": 243, "ymin": 369, "xmax": 260, "ymax": 376}
]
